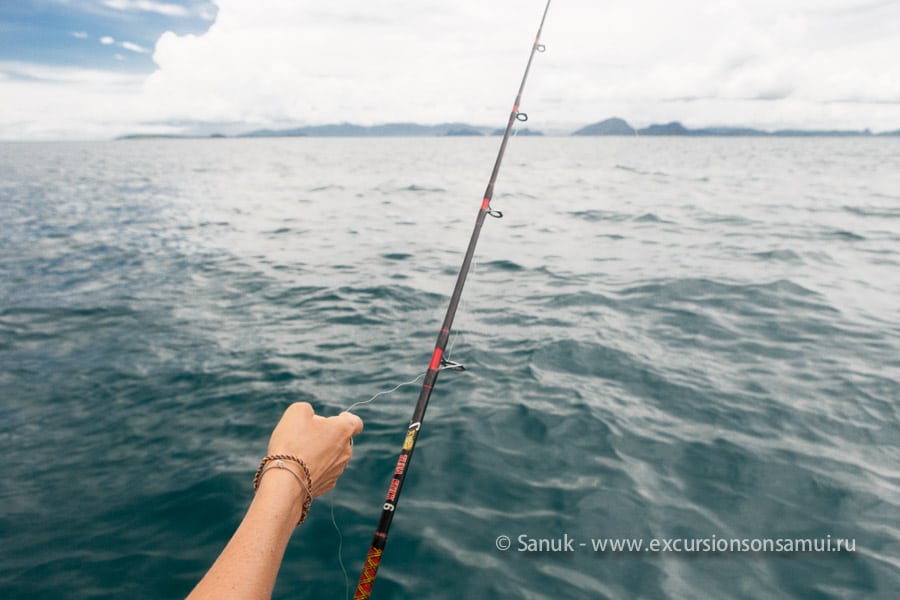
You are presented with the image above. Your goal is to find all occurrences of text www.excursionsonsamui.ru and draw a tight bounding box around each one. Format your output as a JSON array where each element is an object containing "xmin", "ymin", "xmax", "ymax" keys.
[{"xmin": 494, "ymin": 534, "xmax": 856, "ymax": 554}]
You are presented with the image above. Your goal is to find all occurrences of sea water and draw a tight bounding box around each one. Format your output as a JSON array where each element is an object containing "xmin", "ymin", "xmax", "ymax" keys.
[{"xmin": 1, "ymin": 137, "xmax": 898, "ymax": 598}]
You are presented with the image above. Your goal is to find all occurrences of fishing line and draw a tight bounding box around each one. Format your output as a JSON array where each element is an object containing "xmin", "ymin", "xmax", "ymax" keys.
[
  {"xmin": 343, "ymin": 373, "xmax": 426, "ymax": 414},
  {"xmin": 445, "ymin": 256, "xmax": 477, "ymax": 363},
  {"xmin": 334, "ymin": 375, "xmax": 426, "ymax": 600},
  {"xmin": 333, "ymin": 362, "xmax": 466, "ymax": 599},
  {"xmin": 330, "ymin": 499, "xmax": 350, "ymax": 600}
]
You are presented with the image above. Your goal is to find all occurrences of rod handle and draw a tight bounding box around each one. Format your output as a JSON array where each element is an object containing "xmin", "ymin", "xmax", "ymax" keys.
[{"xmin": 354, "ymin": 545, "xmax": 384, "ymax": 599}]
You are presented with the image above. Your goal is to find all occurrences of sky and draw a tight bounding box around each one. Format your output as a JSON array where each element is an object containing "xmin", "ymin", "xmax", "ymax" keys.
[{"xmin": 2, "ymin": 0, "xmax": 900, "ymax": 140}]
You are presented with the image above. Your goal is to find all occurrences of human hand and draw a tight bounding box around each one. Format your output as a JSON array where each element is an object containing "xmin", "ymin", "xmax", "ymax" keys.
[{"xmin": 267, "ymin": 402, "xmax": 363, "ymax": 498}]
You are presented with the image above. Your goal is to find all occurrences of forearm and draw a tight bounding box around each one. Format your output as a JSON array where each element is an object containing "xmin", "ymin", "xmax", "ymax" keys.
[
  {"xmin": 187, "ymin": 468, "xmax": 306, "ymax": 600},
  {"xmin": 187, "ymin": 404, "xmax": 362, "ymax": 598}
]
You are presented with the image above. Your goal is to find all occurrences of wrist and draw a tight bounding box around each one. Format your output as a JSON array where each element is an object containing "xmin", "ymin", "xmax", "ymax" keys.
[
  {"xmin": 253, "ymin": 455, "xmax": 314, "ymax": 525},
  {"xmin": 255, "ymin": 465, "xmax": 309, "ymax": 519}
]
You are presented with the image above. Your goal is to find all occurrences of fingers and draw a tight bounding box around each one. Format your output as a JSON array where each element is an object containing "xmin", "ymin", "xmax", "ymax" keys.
[
  {"xmin": 286, "ymin": 401, "xmax": 314, "ymax": 419},
  {"xmin": 289, "ymin": 403, "xmax": 361, "ymax": 431},
  {"xmin": 338, "ymin": 411, "xmax": 364, "ymax": 436},
  {"xmin": 284, "ymin": 403, "xmax": 363, "ymax": 441}
]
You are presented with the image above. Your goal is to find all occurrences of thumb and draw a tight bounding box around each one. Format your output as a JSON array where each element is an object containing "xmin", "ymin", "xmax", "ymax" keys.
[{"xmin": 338, "ymin": 411, "xmax": 364, "ymax": 436}]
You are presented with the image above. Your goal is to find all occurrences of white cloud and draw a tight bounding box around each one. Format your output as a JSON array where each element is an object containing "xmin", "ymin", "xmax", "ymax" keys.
[
  {"xmin": 4, "ymin": 0, "xmax": 900, "ymax": 139},
  {"xmin": 131, "ymin": 0, "xmax": 900, "ymax": 132},
  {"xmin": 100, "ymin": 36, "xmax": 115, "ymax": 45},
  {"xmin": 102, "ymin": 0, "xmax": 190, "ymax": 17},
  {"xmin": 0, "ymin": 61, "xmax": 147, "ymax": 140},
  {"xmin": 72, "ymin": 31, "xmax": 89, "ymax": 39},
  {"xmin": 527, "ymin": 0, "xmax": 900, "ymax": 130},
  {"xmin": 121, "ymin": 41, "xmax": 150, "ymax": 53},
  {"xmin": 139, "ymin": 1, "xmax": 568, "ymax": 127}
]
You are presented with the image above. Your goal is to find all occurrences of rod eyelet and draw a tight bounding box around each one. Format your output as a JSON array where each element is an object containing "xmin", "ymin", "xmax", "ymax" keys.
[{"xmin": 516, "ymin": 112, "xmax": 528, "ymax": 122}]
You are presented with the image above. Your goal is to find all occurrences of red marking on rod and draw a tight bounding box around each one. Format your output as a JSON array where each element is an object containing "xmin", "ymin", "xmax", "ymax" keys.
[
  {"xmin": 386, "ymin": 478, "xmax": 400, "ymax": 501},
  {"xmin": 394, "ymin": 454, "xmax": 408, "ymax": 475},
  {"xmin": 513, "ymin": 104, "xmax": 519, "ymax": 112},
  {"xmin": 423, "ymin": 384, "xmax": 432, "ymax": 390},
  {"xmin": 428, "ymin": 348, "xmax": 443, "ymax": 370},
  {"xmin": 481, "ymin": 197, "xmax": 490, "ymax": 210}
]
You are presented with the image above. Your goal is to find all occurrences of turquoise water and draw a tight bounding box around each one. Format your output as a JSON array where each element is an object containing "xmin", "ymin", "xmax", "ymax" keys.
[{"xmin": 1, "ymin": 137, "xmax": 899, "ymax": 599}]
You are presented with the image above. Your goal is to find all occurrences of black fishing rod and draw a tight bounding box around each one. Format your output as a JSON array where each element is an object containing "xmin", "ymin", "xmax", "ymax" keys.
[{"xmin": 354, "ymin": 2, "xmax": 551, "ymax": 597}]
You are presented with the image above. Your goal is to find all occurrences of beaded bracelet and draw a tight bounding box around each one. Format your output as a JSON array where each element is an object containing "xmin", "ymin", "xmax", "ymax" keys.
[{"xmin": 253, "ymin": 454, "xmax": 313, "ymax": 525}]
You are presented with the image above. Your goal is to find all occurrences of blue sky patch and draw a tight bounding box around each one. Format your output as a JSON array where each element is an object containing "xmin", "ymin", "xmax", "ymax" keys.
[{"xmin": 0, "ymin": 0, "xmax": 216, "ymax": 71}]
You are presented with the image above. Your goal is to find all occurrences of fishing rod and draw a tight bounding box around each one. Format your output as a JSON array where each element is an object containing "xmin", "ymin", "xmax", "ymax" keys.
[{"xmin": 354, "ymin": 1, "xmax": 551, "ymax": 597}]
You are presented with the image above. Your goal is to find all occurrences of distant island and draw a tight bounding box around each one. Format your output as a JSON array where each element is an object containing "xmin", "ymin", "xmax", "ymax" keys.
[
  {"xmin": 116, "ymin": 118, "xmax": 900, "ymax": 140},
  {"xmin": 116, "ymin": 133, "xmax": 225, "ymax": 140},
  {"xmin": 573, "ymin": 117, "xmax": 900, "ymax": 137},
  {"xmin": 239, "ymin": 122, "xmax": 523, "ymax": 137}
]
